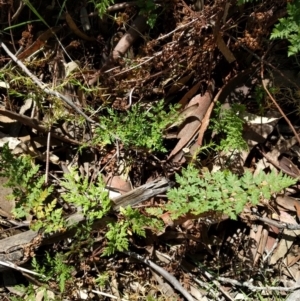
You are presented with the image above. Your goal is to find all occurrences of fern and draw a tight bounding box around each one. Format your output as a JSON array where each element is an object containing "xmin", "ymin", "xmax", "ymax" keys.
[
  {"xmin": 32, "ymin": 252, "xmax": 74, "ymax": 293},
  {"xmin": 94, "ymin": 100, "xmax": 179, "ymax": 152},
  {"xmin": 211, "ymin": 103, "xmax": 248, "ymax": 152},
  {"xmin": 270, "ymin": 0, "xmax": 300, "ymax": 56},
  {"xmin": 60, "ymin": 169, "xmax": 112, "ymax": 221},
  {"xmin": 91, "ymin": 0, "xmax": 114, "ymax": 18},
  {"xmin": 0, "ymin": 143, "xmax": 63, "ymax": 233},
  {"xmin": 164, "ymin": 165, "xmax": 296, "ymax": 220},
  {"xmin": 103, "ymin": 206, "xmax": 163, "ymax": 256}
]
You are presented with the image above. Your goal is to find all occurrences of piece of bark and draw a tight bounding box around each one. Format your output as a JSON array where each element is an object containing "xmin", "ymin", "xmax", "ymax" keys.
[{"xmin": 0, "ymin": 178, "xmax": 170, "ymax": 271}]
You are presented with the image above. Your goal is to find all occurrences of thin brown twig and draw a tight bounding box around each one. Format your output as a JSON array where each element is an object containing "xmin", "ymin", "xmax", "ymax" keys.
[
  {"xmin": 45, "ymin": 131, "xmax": 51, "ymax": 184},
  {"xmin": 124, "ymin": 251, "xmax": 195, "ymax": 301},
  {"xmin": 260, "ymin": 65, "xmax": 300, "ymax": 146}
]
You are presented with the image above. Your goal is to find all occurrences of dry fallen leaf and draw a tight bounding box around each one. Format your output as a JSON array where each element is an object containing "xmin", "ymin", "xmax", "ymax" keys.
[
  {"xmin": 269, "ymin": 211, "xmax": 300, "ymax": 265},
  {"xmin": 169, "ymin": 84, "xmax": 214, "ymax": 162}
]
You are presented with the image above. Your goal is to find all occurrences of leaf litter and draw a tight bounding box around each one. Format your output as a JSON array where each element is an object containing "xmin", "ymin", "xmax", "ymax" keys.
[{"xmin": 0, "ymin": 0, "xmax": 300, "ymax": 300}]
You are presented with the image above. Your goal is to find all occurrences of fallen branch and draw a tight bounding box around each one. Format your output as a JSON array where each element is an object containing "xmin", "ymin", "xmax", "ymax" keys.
[
  {"xmin": 0, "ymin": 178, "xmax": 170, "ymax": 270},
  {"xmin": 125, "ymin": 251, "xmax": 195, "ymax": 301}
]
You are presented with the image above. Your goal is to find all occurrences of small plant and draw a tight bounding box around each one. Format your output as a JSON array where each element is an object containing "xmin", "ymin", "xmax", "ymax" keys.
[
  {"xmin": 103, "ymin": 206, "xmax": 163, "ymax": 256},
  {"xmin": 136, "ymin": 0, "xmax": 158, "ymax": 29},
  {"xmin": 210, "ymin": 102, "xmax": 248, "ymax": 152},
  {"xmin": 154, "ymin": 165, "xmax": 296, "ymax": 220},
  {"xmin": 32, "ymin": 252, "xmax": 74, "ymax": 293},
  {"xmin": 94, "ymin": 100, "xmax": 179, "ymax": 152},
  {"xmin": 270, "ymin": 0, "xmax": 300, "ymax": 56},
  {"xmin": 90, "ymin": 0, "xmax": 114, "ymax": 18},
  {"xmin": 0, "ymin": 143, "xmax": 64, "ymax": 233},
  {"xmin": 60, "ymin": 169, "xmax": 112, "ymax": 222}
]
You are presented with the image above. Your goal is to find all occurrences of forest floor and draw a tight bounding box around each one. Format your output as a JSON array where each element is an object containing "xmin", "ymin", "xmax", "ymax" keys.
[{"xmin": 0, "ymin": 0, "xmax": 300, "ymax": 300}]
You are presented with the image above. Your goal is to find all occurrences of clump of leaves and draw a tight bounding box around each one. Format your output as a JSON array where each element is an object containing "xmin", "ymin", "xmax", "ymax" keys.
[
  {"xmin": 32, "ymin": 252, "xmax": 74, "ymax": 293},
  {"xmin": 0, "ymin": 143, "xmax": 64, "ymax": 233},
  {"xmin": 60, "ymin": 169, "xmax": 112, "ymax": 222},
  {"xmin": 271, "ymin": 0, "xmax": 300, "ymax": 56},
  {"xmin": 103, "ymin": 206, "xmax": 163, "ymax": 256},
  {"xmin": 94, "ymin": 100, "xmax": 179, "ymax": 152},
  {"xmin": 211, "ymin": 103, "xmax": 248, "ymax": 152},
  {"xmin": 153, "ymin": 165, "xmax": 296, "ymax": 220},
  {"xmin": 136, "ymin": 0, "xmax": 158, "ymax": 28},
  {"xmin": 91, "ymin": 0, "xmax": 114, "ymax": 18}
]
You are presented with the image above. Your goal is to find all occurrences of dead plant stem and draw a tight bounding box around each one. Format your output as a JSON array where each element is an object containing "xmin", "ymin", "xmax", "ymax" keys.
[
  {"xmin": 260, "ymin": 65, "xmax": 300, "ymax": 146},
  {"xmin": 45, "ymin": 131, "xmax": 51, "ymax": 184},
  {"xmin": 124, "ymin": 251, "xmax": 195, "ymax": 301}
]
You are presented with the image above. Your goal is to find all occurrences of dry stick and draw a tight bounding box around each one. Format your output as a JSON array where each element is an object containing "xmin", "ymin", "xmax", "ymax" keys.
[
  {"xmin": 157, "ymin": 19, "xmax": 198, "ymax": 41},
  {"xmin": 11, "ymin": 0, "xmax": 25, "ymax": 21},
  {"xmin": 181, "ymin": 265, "xmax": 233, "ymax": 300},
  {"xmin": 45, "ymin": 131, "xmax": 51, "ymax": 184},
  {"xmin": 193, "ymin": 261, "xmax": 300, "ymax": 293},
  {"xmin": 0, "ymin": 259, "xmax": 45, "ymax": 278},
  {"xmin": 260, "ymin": 65, "xmax": 300, "ymax": 146},
  {"xmin": 124, "ymin": 251, "xmax": 195, "ymax": 301},
  {"xmin": 215, "ymin": 276, "xmax": 300, "ymax": 292},
  {"xmin": 254, "ymin": 214, "xmax": 300, "ymax": 230},
  {"xmin": 0, "ymin": 39, "xmax": 119, "ymax": 140}
]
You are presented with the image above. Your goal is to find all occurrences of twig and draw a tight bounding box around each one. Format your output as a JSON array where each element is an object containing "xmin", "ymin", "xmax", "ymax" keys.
[
  {"xmin": 91, "ymin": 289, "xmax": 127, "ymax": 300},
  {"xmin": 0, "ymin": 38, "xmax": 119, "ymax": 139},
  {"xmin": 124, "ymin": 251, "xmax": 195, "ymax": 301},
  {"xmin": 260, "ymin": 65, "xmax": 300, "ymax": 146},
  {"xmin": 112, "ymin": 51, "xmax": 162, "ymax": 76},
  {"xmin": 254, "ymin": 214, "xmax": 300, "ymax": 230},
  {"xmin": 11, "ymin": 0, "xmax": 25, "ymax": 21},
  {"xmin": 0, "ymin": 260, "xmax": 45, "ymax": 278},
  {"xmin": 127, "ymin": 87, "xmax": 135, "ymax": 108},
  {"xmin": 45, "ymin": 131, "xmax": 51, "ymax": 184},
  {"xmin": 215, "ymin": 276, "xmax": 300, "ymax": 292},
  {"xmin": 157, "ymin": 19, "xmax": 198, "ymax": 41}
]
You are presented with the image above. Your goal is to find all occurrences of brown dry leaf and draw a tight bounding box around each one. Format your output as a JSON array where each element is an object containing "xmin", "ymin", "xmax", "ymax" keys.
[
  {"xmin": 275, "ymin": 195, "xmax": 300, "ymax": 212},
  {"xmin": 178, "ymin": 81, "xmax": 202, "ymax": 107},
  {"xmin": 166, "ymin": 103, "xmax": 199, "ymax": 130},
  {"xmin": 190, "ymin": 284, "xmax": 206, "ymax": 301},
  {"xmin": 269, "ymin": 211, "xmax": 300, "ymax": 265},
  {"xmin": 215, "ymin": 32, "xmax": 236, "ymax": 63},
  {"xmin": 169, "ymin": 85, "xmax": 213, "ymax": 161},
  {"xmin": 279, "ymin": 156, "xmax": 300, "ymax": 178},
  {"xmin": 254, "ymin": 227, "xmax": 268, "ymax": 265},
  {"xmin": 265, "ymin": 225, "xmax": 279, "ymax": 253},
  {"xmin": 106, "ymin": 175, "xmax": 131, "ymax": 195},
  {"xmin": 285, "ymin": 244, "xmax": 300, "ymax": 267},
  {"xmin": 17, "ymin": 26, "xmax": 62, "ymax": 60}
]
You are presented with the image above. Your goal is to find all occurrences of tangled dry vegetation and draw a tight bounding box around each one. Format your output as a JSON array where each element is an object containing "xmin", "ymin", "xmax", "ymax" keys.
[{"xmin": 0, "ymin": 0, "xmax": 300, "ymax": 300}]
